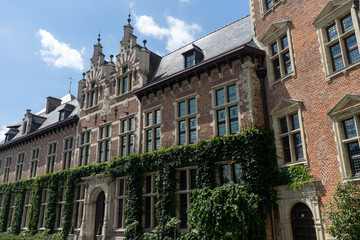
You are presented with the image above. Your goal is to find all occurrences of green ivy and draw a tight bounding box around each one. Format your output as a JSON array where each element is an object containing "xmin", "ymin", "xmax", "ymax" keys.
[
  {"xmin": 0, "ymin": 187, "xmax": 11, "ymax": 232},
  {"xmin": 27, "ymin": 180, "xmax": 41, "ymax": 235},
  {"xmin": 10, "ymin": 189, "xmax": 26, "ymax": 235},
  {"xmin": 60, "ymin": 174, "xmax": 76, "ymax": 240},
  {"xmin": 44, "ymin": 176, "xmax": 59, "ymax": 233}
]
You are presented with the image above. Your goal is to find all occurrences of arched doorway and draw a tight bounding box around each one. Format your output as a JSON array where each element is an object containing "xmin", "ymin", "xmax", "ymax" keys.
[
  {"xmin": 291, "ymin": 202, "xmax": 317, "ymax": 240},
  {"xmin": 94, "ymin": 191, "xmax": 105, "ymax": 238}
]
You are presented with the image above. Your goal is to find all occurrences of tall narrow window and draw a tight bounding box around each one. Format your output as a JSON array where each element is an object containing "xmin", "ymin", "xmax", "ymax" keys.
[
  {"xmin": 144, "ymin": 109, "xmax": 161, "ymax": 152},
  {"xmin": 79, "ymin": 131, "xmax": 91, "ymax": 166},
  {"xmin": 21, "ymin": 191, "xmax": 31, "ymax": 228},
  {"xmin": 115, "ymin": 178, "xmax": 127, "ymax": 229},
  {"xmin": 3, "ymin": 157, "xmax": 11, "ymax": 183},
  {"xmin": 214, "ymin": 84, "xmax": 239, "ymax": 136},
  {"xmin": 55, "ymin": 187, "xmax": 65, "ymax": 229},
  {"xmin": 270, "ymin": 35, "xmax": 293, "ymax": 81},
  {"xmin": 7, "ymin": 194, "xmax": 16, "ymax": 228},
  {"xmin": 73, "ymin": 184, "xmax": 85, "ymax": 229},
  {"xmin": 120, "ymin": 117, "xmax": 135, "ymax": 157},
  {"xmin": 143, "ymin": 173, "xmax": 157, "ymax": 230},
  {"xmin": 176, "ymin": 168, "xmax": 197, "ymax": 229},
  {"xmin": 219, "ymin": 162, "xmax": 243, "ymax": 185},
  {"xmin": 63, "ymin": 137, "xmax": 74, "ymax": 170},
  {"xmin": 46, "ymin": 142, "xmax": 57, "ymax": 173},
  {"xmin": 30, "ymin": 148, "xmax": 39, "ymax": 178},
  {"xmin": 117, "ymin": 66, "xmax": 132, "ymax": 95},
  {"xmin": 87, "ymin": 81, "xmax": 99, "ymax": 108},
  {"xmin": 15, "ymin": 152, "xmax": 25, "ymax": 181},
  {"xmin": 176, "ymin": 98, "xmax": 197, "ymax": 145},
  {"xmin": 38, "ymin": 190, "xmax": 47, "ymax": 229},
  {"xmin": 98, "ymin": 125, "xmax": 111, "ymax": 162}
]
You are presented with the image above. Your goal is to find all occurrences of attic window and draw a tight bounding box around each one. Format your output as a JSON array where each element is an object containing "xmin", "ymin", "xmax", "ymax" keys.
[
  {"xmin": 59, "ymin": 110, "xmax": 71, "ymax": 121},
  {"xmin": 22, "ymin": 121, "xmax": 27, "ymax": 135},
  {"xmin": 183, "ymin": 46, "xmax": 204, "ymax": 68}
]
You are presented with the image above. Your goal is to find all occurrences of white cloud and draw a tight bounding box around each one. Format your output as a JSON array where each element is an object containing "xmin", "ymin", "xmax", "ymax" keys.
[
  {"xmin": 179, "ymin": 0, "xmax": 190, "ymax": 3},
  {"xmin": 0, "ymin": 126, "xmax": 7, "ymax": 143},
  {"xmin": 38, "ymin": 29, "xmax": 85, "ymax": 71},
  {"xmin": 135, "ymin": 15, "xmax": 201, "ymax": 52}
]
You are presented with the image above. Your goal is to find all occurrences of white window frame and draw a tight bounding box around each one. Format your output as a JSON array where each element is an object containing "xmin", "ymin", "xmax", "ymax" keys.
[
  {"xmin": 114, "ymin": 177, "xmax": 127, "ymax": 231},
  {"xmin": 7, "ymin": 194, "xmax": 16, "ymax": 229},
  {"xmin": 38, "ymin": 189, "xmax": 47, "ymax": 229},
  {"xmin": 175, "ymin": 95, "xmax": 198, "ymax": 145},
  {"xmin": 21, "ymin": 191, "xmax": 31, "ymax": 229},
  {"xmin": 55, "ymin": 187, "xmax": 65, "ymax": 229},
  {"xmin": 116, "ymin": 65, "xmax": 132, "ymax": 96},
  {"xmin": 73, "ymin": 184, "xmax": 85, "ymax": 230},
  {"xmin": 119, "ymin": 115, "xmax": 136, "ymax": 157},
  {"xmin": 79, "ymin": 130, "xmax": 91, "ymax": 166},
  {"xmin": 98, "ymin": 124, "xmax": 111, "ymax": 162},
  {"xmin": 62, "ymin": 136, "xmax": 74, "ymax": 170},
  {"xmin": 29, "ymin": 148, "xmax": 40, "ymax": 178},
  {"xmin": 46, "ymin": 142, "xmax": 57, "ymax": 174},
  {"xmin": 144, "ymin": 107, "xmax": 162, "ymax": 152},
  {"xmin": 260, "ymin": 0, "xmax": 285, "ymax": 16},
  {"xmin": 15, "ymin": 152, "xmax": 25, "ymax": 181},
  {"xmin": 86, "ymin": 81, "xmax": 99, "ymax": 108},
  {"xmin": 142, "ymin": 172, "xmax": 157, "ymax": 231},
  {"xmin": 3, "ymin": 156, "xmax": 12, "ymax": 183}
]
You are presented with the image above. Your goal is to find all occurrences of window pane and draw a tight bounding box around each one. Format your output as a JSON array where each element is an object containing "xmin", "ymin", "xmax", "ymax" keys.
[
  {"xmin": 273, "ymin": 58, "xmax": 281, "ymax": 80},
  {"xmin": 327, "ymin": 24, "xmax": 338, "ymax": 42},
  {"xmin": 129, "ymin": 118, "xmax": 135, "ymax": 131},
  {"xmin": 147, "ymin": 112, "xmax": 153, "ymax": 126},
  {"xmin": 266, "ymin": 0, "xmax": 273, "ymax": 9},
  {"xmin": 121, "ymin": 136, "xmax": 127, "ymax": 157},
  {"xmin": 145, "ymin": 175, "xmax": 152, "ymax": 193},
  {"xmin": 345, "ymin": 34, "xmax": 360, "ymax": 64},
  {"xmin": 220, "ymin": 165, "xmax": 230, "ymax": 185},
  {"xmin": 280, "ymin": 117, "xmax": 288, "ymax": 134},
  {"xmin": 293, "ymin": 133, "xmax": 303, "ymax": 160},
  {"xmin": 347, "ymin": 142, "xmax": 360, "ymax": 175},
  {"xmin": 179, "ymin": 194, "xmax": 188, "ymax": 228},
  {"xmin": 119, "ymin": 179, "xmax": 125, "ymax": 195},
  {"xmin": 122, "ymin": 76, "xmax": 128, "ymax": 93},
  {"xmin": 229, "ymin": 106, "xmax": 239, "ymax": 134},
  {"xmin": 188, "ymin": 98, "xmax": 196, "ymax": 115},
  {"xmin": 291, "ymin": 114, "xmax": 300, "ymax": 130},
  {"xmin": 179, "ymin": 120, "xmax": 186, "ymax": 145},
  {"xmin": 129, "ymin": 134, "xmax": 134, "ymax": 155},
  {"xmin": 155, "ymin": 110, "xmax": 161, "ymax": 124},
  {"xmin": 179, "ymin": 101, "xmax": 186, "ymax": 117},
  {"xmin": 216, "ymin": 89, "xmax": 225, "ymax": 106},
  {"xmin": 272, "ymin": 42, "xmax": 278, "ymax": 56},
  {"xmin": 145, "ymin": 197, "xmax": 151, "ymax": 228},
  {"xmin": 343, "ymin": 118, "xmax": 357, "ymax": 139},
  {"xmin": 217, "ymin": 109, "xmax": 226, "ymax": 137},
  {"xmin": 281, "ymin": 36, "xmax": 288, "ymax": 49},
  {"xmin": 155, "ymin": 128, "xmax": 161, "ymax": 150},
  {"xmin": 330, "ymin": 43, "xmax": 344, "ymax": 71},
  {"xmin": 189, "ymin": 118, "xmax": 197, "ymax": 144},
  {"xmin": 227, "ymin": 85, "xmax": 237, "ymax": 103},
  {"xmin": 233, "ymin": 163, "xmax": 243, "ymax": 185},
  {"xmin": 179, "ymin": 170, "xmax": 187, "ymax": 190},
  {"xmin": 147, "ymin": 130, "xmax": 152, "ymax": 152},
  {"xmin": 283, "ymin": 52, "xmax": 292, "ymax": 75},
  {"xmin": 117, "ymin": 199, "xmax": 124, "ymax": 228},
  {"xmin": 341, "ymin": 14, "xmax": 354, "ymax": 33},
  {"xmin": 190, "ymin": 169, "xmax": 196, "ymax": 190},
  {"xmin": 282, "ymin": 136, "xmax": 291, "ymax": 163}
]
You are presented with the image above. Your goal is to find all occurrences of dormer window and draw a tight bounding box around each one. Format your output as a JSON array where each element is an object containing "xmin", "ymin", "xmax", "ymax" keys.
[
  {"xmin": 87, "ymin": 81, "xmax": 99, "ymax": 108},
  {"xmin": 116, "ymin": 66, "xmax": 132, "ymax": 96},
  {"xmin": 182, "ymin": 45, "xmax": 204, "ymax": 68},
  {"xmin": 59, "ymin": 110, "xmax": 70, "ymax": 121},
  {"xmin": 22, "ymin": 121, "xmax": 27, "ymax": 135}
]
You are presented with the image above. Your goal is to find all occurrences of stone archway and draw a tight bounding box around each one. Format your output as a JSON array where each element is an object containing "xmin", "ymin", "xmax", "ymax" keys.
[
  {"xmin": 290, "ymin": 202, "xmax": 317, "ymax": 240},
  {"xmin": 94, "ymin": 191, "xmax": 105, "ymax": 238}
]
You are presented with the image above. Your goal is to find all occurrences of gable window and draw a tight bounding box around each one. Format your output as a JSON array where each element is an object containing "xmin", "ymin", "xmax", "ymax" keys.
[
  {"xmin": 176, "ymin": 97, "xmax": 197, "ymax": 145},
  {"xmin": 87, "ymin": 81, "xmax": 98, "ymax": 108},
  {"xmin": 144, "ymin": 109, "xmax": 161, "ymax": 152},
  {"xmin": 176, "ymin": 167, "xmax": 197, "ymax": 229},
  {"xmin": 79, "ymin": 131, "xmax": 91, "ymax": 166},
  {"xmin": 117, "ymin": 66, "xmax": 132, "ymax": 95},
  {"xmin": 62, "ymin": 137, "xmax": 74, "ymax": 170},
  {"xmin": 314, "ymin": 2, "xmax": 360, "ymax": 79},
  {"xmin": 115, "ymin": 177, "xmax": 127, "ymax": 229},
  {"xmin": 182, "ymin": 47, "xmax": 204, "ymax": 68},
  {"xmin": 15, "ymin": 152, "xmax": 25, "ymax": 181},
  {"xmin": 120, "ymin": 116, "xmax": 135, "ymax": 157},
  {"xmin": 98, "ymin": 125, "xmax": 111, "ymax": 162},
  {"xmin": 271, "ymin": 99, "xmax": 307, "ymax": 166},
  {"xmin": 46, "ymin": 142, "xmax": 57, "ymax": 173},
  {"xmin": 30, "ymin": 148, "xmax": 39, "ymax": 178},
  {"xmin": 142, "ymin": 173, "xmax": 157, "ymax": 230},
  {"xmin": 3, "ymin": 157, "xmax": 11, "ymax": 183},
  {"xmin": 213, "ymin": 84, "xmax": 239, "ymax": 136}
]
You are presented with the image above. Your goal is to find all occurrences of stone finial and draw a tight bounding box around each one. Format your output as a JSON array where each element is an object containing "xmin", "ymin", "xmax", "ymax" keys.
[
  {"xmin": 110, "ymin": 54, "xmax": 114, "ymax": 62},
  {"xmin": 128, "ymin": 13, "xmax": 131, "ymax": 24},
  {"xmin": 143, "ymin": 39, "xmax": 147, "ymax": 48},
  {"xmin": 97, "ymin": 33, "xmax": 101, "ymax": 44},
  {"xmin": 82, "ymin": 72, "xmax": 86, "ymax": 79},
  {"xmin": 26, "ymin": 109, "xmax": 31, "ymax": 114}
]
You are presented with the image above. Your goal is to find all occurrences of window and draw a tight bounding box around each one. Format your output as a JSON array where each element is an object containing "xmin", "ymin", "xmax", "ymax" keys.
[
  {"xmin": 59, "ymin": 110, "xmax": 71, "ymax": 121},
  {"xmin": 73, "ymin": 184, "xmax": 85, "ymax": 229},
  {"xmin": 3, "ymin": 157, "xmax": 11, "ymax": 183},
  {"xmin": 144, "ymin": 109, "xmax": 161, "ymax": 152},
  {"xmin": 115, "ymin": 177, "xmax": 127, "ymax": 229},
  {"xmin": 142, "ymin": 173, "xmax": 157, "ymax": 230},
  {"xmin": 120, "ymin": 117, "xmax": 135, "ymax": 157},
  {"xmin": 271, "ymin": 99, "xmax": 307, "ymax": 166},
  {"xmin": 62, "ymin": 137, "xmax": 74, "ymax": 170},
  {"xmin": 264, "ymin": 0, "xmax": 280, "ymax": 10},
  {"xmin": 183, "ymin": 49, "xmax": 204, "ymax": 68},
  {"xmin": 21, "ymin": 191, "xmax": 31, "ymax": 229},
  {"xmin": 55, "ymin": 187, "xmax": 65, "ymax": 229},
  {"xmin": 176, "ymin": 168, "xmax": 196, "ymax": 229},
  {"xmin": 30, "ymin": 148, "xmax": 39, "ymax": 178},
  {"xmin": 38, "ymin": 190, "xmax": 47, "ymax": 229},
  {"xmin": 117, "ymin": 66, "xmax": 132, "ymax": 95},
  {"xmin": 15, "ymin": 152, "xmax": 25, "ymax": 181},
  {"xmin": 314, "ymin": 2, "xmax": 360, "ymax": 79},
  {"xmin": 176, "ymin": 98, "xmax": 197, "ymax": 145},
  {"xmin": 218, "ymin": 162, "xmax": 243, "ymax": 185},
  {"xmin": 87, "ymin": 81, "xmax": 99, "ymax": 108},
  {"xmin": 46, "ymin": 142, "xmax": 57, "ymax": 173},
  {"xmin": 261, "ymin": 22, "xmax": 295, "ymax": 83},
  {"xmin": 79, "ymin": 131, "xmax": 91, "ymax": 166},
  {"xmin": 213, "ymin": 84, "xmax": 239, "ymax": 136},
  {"xmin": 98, "ymin": 125, "xmax": 111, "ymax": 162},
  {"xmin": 7, "ymin": 194, "xmax": 15, "ymax": 228}
]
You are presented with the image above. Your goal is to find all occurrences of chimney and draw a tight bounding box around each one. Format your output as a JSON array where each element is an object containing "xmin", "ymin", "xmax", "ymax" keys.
[{"xmin": 46, "ymin": 97, "xmax": 62, "ymax": 114}]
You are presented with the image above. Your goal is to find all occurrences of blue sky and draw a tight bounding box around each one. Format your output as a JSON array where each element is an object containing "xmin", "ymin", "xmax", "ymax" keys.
[{"xmin": 0, "ymin": 0, "xmax": 250, "ymax": 140}]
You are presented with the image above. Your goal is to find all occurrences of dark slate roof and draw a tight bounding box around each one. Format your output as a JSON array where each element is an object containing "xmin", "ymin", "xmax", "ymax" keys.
[{"xmin": 148, "ymin": 15, "xmax": 260, "ymax": 83}]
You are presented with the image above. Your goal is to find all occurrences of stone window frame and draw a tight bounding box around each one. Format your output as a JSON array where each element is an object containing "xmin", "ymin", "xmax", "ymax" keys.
[
  {"xmin": 7, "ymin": 194, "xmax": 16, "ymax": 228},
  {"xmin": 46, "ymin": 141, "xmax": 57, "ymax": 174},
  {"xmin": 116, "ymin": 65, "xmax": 132, "ymax": 96},
  {"xmin": 176, "ymin": 166, "xmax": 197, "ymax": 231},
  {"xmin": 216, "ymin": 161, "xmax": 244, "ymax": 186},
  {"xmin": 314, "ymin": 0, "xmax": 360, "ymax": 81},
  {"xmin": 86, "ymin": 81, "xmax": 99, "ymax": 109},
  {"xmin": 29, "ymin": 147, "xmax": 40, "ymax": 178},
  {"xmin": 114, "ymin": 177, "xmax": 127, "ymax": 231},
  {"xmin": 261, "ymin": 22, "xmax": 296, "ymax": 85},
  {"xmin": 15, "ymin": 152, "xmax": 25, "ymax": 181},
  {"xmin": 73, "ymin": 184, "xmax": 85, "ymax": 230},
  {"xmin": 79, "ymin": 130, "xmax": 91, "ymax": 166},
  {"xmin": 142, "ymin": 172, "xmax": 157, "ymax": 231},
  {"xmin": 98, "ymin": 124, "xmax": 111, "ymax": 163},
  {"xmin": 260, "ymin": 0, "xmax": 286, "ymax": 17},
  {"xmin": 174, "ymin": 95, "xmax": 198, "ymax": 145},
  {"xmin": 62, "ymin": 135, "xmax": 74, "ymax": 170},
  {"xmin": 271, "ymin": 99, "xmax": 308, "ymax": 167},
  {"xmin": 119, "ymin": 115, "xmax": 136, "ymax": 157},
  {"xmin": 21, "ymin": 191, "xmax": 31, "ymax": 229},
  {"xmin": 3, "ymin": 156, "xmax": 12, "ymax": 183},
  {"xmin": 38, "ymin": 189, "xmax": 48, "ymax": 229},
  {"xmin": 143, "ymin": 106, "xmax": 162, "ymax": 152},
  {"xmin": 328, "ymin": 94, "xmax": 360, "ymax": 180},
  {"xmin": 55, "ymin": 187, "xmax": 65, "ymax": 229},
  {"xmin": 211, "ymin": 80, "xmax": 240, "ymax": 137}
]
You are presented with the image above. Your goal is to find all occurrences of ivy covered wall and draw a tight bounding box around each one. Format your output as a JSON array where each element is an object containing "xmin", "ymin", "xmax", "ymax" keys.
[{"xmin": 0, "ymin": 127, "xmax": 278, "ymax": 240}]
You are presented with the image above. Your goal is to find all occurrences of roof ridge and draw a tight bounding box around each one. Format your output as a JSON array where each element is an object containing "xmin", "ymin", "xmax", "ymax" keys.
[{"xmin": 161, "ymin": 15, "xmax": 250, "ymax": 58}]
